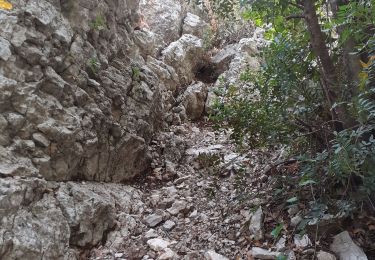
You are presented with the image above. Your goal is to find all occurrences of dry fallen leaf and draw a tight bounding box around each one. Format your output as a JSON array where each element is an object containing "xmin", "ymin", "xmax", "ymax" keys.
[{"xmin": 0, "ymin": 0, "xmax": 13, "ymax": 10}]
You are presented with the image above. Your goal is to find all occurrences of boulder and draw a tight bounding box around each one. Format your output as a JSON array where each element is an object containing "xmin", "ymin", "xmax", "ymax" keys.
[
  {"xmin": 162, "ymin": 34, "xmax": 204, "ymax": 85},
  {"xmin": 330, "ymin": 231, "xmax": 367, "ymax": 260},
  {"xmin": 182, "ymin": 82, "xmax": 208, "ymax": 120}
]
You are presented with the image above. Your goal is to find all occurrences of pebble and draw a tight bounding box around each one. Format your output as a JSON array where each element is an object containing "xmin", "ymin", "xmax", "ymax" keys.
[
  {"xmin": 158, "ymin": 248, "xmax": 176, "ymax": 259},
  {"xmin": 145, "ymin": 214, "xmax": 163, "ymax": 227},
  {"xmin": 249, "ymin": 206, "xmax": 264, "ymax": 240},
  {"xmin": 249, "ymin": 247, "xmax": 281, "ymax": 259},
  {"xmin": 145, "ymin": 229, "xmax": 159, "ymax": 239},
  {"xmin": 167, "ymin": 200, "xmax": 187, "ymax": 215},
  {"xmin": 275, "ymin": 236, "xmax": 287, "ymax": 251},
  {"xmin": 147, "ymin": 238, "xmax": 171, "ymax": 252},
  {"xmin": 294, "ymin": 234, "xmax": 311, "ymax": 248},
  {"xmin": 114, "ymin": 253, "xmax": 124, "ymax": 258},
  {"xmin": 163, "ymin": 220, "xmax": 176, "ymax": 231},
  {"xmin": 290, "ymin": 215, "xmax": 302, "ymax": 227},
  {"xmin": 204, "ymin": 250, "xmax": 229, "ymax": 260}
]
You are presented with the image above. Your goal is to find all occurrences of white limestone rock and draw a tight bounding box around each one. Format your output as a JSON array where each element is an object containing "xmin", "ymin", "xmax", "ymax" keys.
[{"xmin": 330, "ymin": 231, "xmax": 367, "ymax": 260}]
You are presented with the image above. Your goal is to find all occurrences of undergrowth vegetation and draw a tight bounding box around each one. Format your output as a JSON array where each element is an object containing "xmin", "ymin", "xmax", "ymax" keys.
[{"xmin": 207, "ymin": 0, "xmax": 375, "ymax": 221}]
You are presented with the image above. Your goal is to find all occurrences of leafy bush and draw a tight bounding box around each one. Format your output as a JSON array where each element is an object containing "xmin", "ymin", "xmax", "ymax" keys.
[
  {"xmin": 300, "ymin": 88, "xmax": 375, "ymax": 203},
  {"xmin": 211, "ymin": 33, "xmax": 324, "ymax": 148},
  {"xmin": 211, "ymin": 3, "xmax": 375, "ymax": 212}
]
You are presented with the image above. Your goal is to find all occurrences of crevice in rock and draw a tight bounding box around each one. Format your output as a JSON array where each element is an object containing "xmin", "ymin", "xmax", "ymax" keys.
[{"xmin": 193, "ymin": 62, "xmax": 220, "ymax": 84}]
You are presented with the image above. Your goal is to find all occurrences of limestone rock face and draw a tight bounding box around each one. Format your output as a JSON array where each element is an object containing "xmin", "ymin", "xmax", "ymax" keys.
[
  {"xmin": 183, "ymin": 12, "xmax": 209, "ymax": 38},
  {"xmin": 162, "ymin": 34, "xmax": 205, "ymax": 85},
  {"xmin": 56, "ymin": 182, "xmax": 117, "ymax": 248},
  {"xmin": 206, "ymin": 37, "xmax": 262, "ymax": 114},
  {"xmin": 0, "ymin": 0, "xmax": 186, "ymax": 258},
  {"xmin": 0, "ymin": 178, "xmax": 74, "ymax": 259},
  {"xmin": 139, "ymin": 0, "xmax": 184, "ymax": 48},
  {"xmin": 0, "ymin": 0, "xmax": 165, "ymax": 182},
  {"xmin": 0, "ymin": 178, "xmax": 143, "ymax": 259}
]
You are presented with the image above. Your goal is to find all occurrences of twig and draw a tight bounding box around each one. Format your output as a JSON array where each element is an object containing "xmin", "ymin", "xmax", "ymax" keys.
[
  {"xmin": 263, "ymin": 158, "xmax": 298, "ymax": 175},
  {"xmin": 368, "ymin": 195, "xmax": 375, "ymax": 211},
  {"xmin": 312, "ymin": 223, "xmax": 319, "ymax": 260}
]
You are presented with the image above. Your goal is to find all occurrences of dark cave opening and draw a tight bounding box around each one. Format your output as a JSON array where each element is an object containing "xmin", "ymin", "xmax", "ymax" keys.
[{"xmin": 194, "ymin": 62, "xmax": 221, "ymax": 84}]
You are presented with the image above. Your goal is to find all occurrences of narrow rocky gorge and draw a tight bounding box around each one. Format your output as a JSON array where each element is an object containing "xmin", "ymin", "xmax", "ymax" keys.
[{"xmin": 0, "ymin": 0, "xmax": 369, "ymax": 259}]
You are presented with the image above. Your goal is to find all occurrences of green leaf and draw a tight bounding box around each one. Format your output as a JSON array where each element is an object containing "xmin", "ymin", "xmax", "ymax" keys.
[
  {"xmin": 271, "ymin": 223, "xmax": 283, "ymax": 238},
  {"xmin": 276, "ymin": 255, "xmax": 287, "ymax": 260},
  {"xmin": 286, "ymin": 197, "xmax": 298, "ymax": 203}
]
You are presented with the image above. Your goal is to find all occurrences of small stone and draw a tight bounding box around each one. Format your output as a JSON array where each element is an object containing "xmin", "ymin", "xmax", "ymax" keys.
[
  {"xmin": 286, "ymin": 250, "xmax": 297, "ymax": 260},
  {"xmin": 290, "ymin": 215, "xmax": 303, "ymax": 227},
  {"xmin": 249, "ymin": 247, "xmax": 281, "ymax": 259},
  {"xmin": 145, "ymin": 214, "xmax": 163, "ymax": 227},
  {"xmin": 275, "ymin": 236, "xmax": 287, "ymax": 251},
  {"xmin": 158, "ymin": 248, "xmax": 176, "ymax": 259},
  {"xmin": 88, "ymin": 78, "xmax": 101, "ymax": 87},
  {"xmin": 249, "ymin": 207, "xmax": 264, "ymax": 240},
  {"xmin": 115, "ymin": 253, "xmax": 124, "ymax": 258},
  {"xmin": 167, "ymin": 200, "xmax": 187, "ymax": 215},
  {"xmin": 145, "ymin": 229, "xmax": 159, "ymax": 239},
  {"xmin": 147, "ymin": 238, "xmax": 171, "ymax": 252},
  {"xmin": 330, "ymin": 231, "xmax": 367, "ymax": 260},
  {"xmin": 204, "ymin": 250, "xmax": 229, "ymax": 260},
  {"xmin": 189, "ymin": 210, "xmax": 198, "ymax": 218},
  {"xmin": 165, "ymin": 160, "xmax": 176, "ymax": 175},
  {"xmin": 287, "ymin": 205, "xmax": 299, "ymax": 216},
  {"xmin": 32, "ymin": 133, "xmax": 50, "ymax": 147},
  {"xmin": 317, "ymin": 251, "xmax": 336, "ymax": 260},
  {"xmin": 0, "ymin": 37, "xmax": 11, "ymax": 61},
  {"xmin": 163, "ymin": 220, "xmax": 176, "ymax": 231},
  {"xmin": 0, "ymin": 115, "xmax": 8, "ymax": 130},
  {"xmin": 6, "ymin": 113, "xmax": 25, "ymax": 131},
  {"xmin": 294, "ymin": 234, "xmax": 311, "ymax": 248},
  {"xmin": 174, "ymin": 175, "xmax": 191, "ymax": 185}
]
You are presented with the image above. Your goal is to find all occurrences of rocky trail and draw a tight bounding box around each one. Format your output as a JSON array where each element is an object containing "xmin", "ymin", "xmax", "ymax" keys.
[
  {"xmin": 0, "ymin": 0, "xmax": 371, "ymax": 259},
  {"xmin": 89, "ymin": 121, "xmax": 275, "ymax": 260}
]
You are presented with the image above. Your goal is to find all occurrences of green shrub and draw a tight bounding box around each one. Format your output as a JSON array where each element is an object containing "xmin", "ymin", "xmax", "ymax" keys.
[
  {"xmin": 211, "ymin": 33, "xmax": 323, "ymax": 148},
  {"xmin": 88, "ymin": 56, "xmax": 100, "ymax": 74}
]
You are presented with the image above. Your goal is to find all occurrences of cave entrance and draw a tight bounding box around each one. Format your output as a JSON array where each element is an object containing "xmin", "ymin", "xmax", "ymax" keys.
[{"xmin": 194, "ymin": 62, "xmax": 221, "ymax": 84}]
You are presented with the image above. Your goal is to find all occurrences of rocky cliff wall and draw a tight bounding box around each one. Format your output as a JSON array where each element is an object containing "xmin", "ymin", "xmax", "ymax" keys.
[
  {"xmin": 0, "ymin": 0, "xmax": 261, "ymax": 258},
  {"xmin": 0, "ymin": 0, "xmax": 167, "ymax": 182}
]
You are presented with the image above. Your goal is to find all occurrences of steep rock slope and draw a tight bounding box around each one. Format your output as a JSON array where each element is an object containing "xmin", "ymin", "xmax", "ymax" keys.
[
  {"xmin": 0, "ymin": 0, "xmax": 261, "ymax": 259},
  {"xmin": 0, "ymin": 0, "xmax": 206, "ymax": 258}
]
